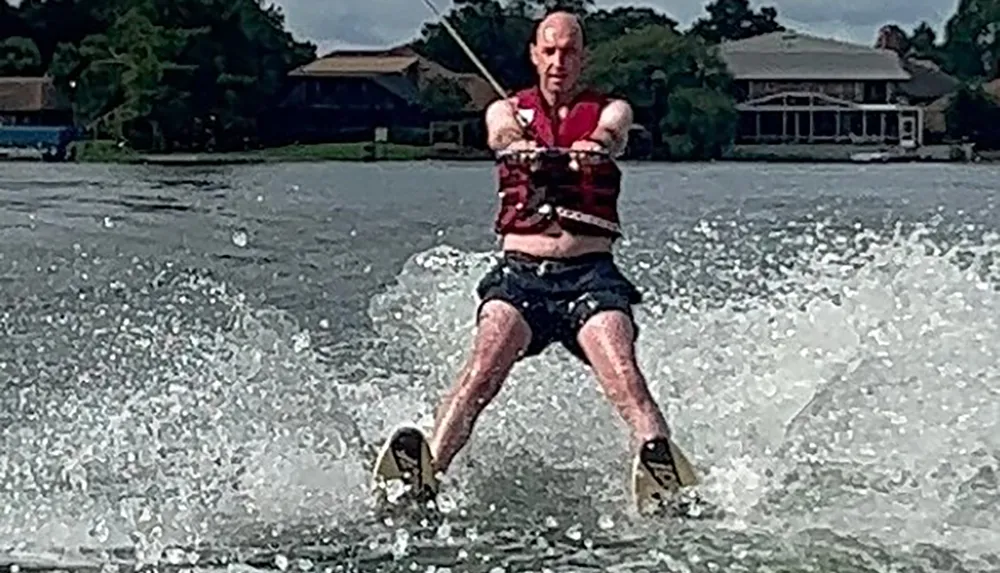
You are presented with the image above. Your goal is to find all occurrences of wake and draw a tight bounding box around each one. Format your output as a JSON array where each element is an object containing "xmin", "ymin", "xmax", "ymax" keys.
[{"xmin": 0, "ymin": 219, "xmax": 997, "ymax": 572}]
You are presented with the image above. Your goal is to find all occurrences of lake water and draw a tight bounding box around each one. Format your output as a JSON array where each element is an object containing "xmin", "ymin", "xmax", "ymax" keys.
[{"xmin": 1, "ymin": 160, "xmax": 999, "ymax": 572}]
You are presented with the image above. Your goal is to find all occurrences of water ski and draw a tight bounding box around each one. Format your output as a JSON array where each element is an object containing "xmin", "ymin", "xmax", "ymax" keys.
[
  {"xmin": 631, "ymin": 436, "xmax": 699, "ymax": 515},
  {"xmin": 370, "ymin": 425, "xmax": 439, "ymax": 509}
]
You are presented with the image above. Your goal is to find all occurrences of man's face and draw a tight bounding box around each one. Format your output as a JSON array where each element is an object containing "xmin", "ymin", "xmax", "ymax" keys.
[{"xmin": 530, "ymin": 19, "xmax": 583, "ymax": 98}]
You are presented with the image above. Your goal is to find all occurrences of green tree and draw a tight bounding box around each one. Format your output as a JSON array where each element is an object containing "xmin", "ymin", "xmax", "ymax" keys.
[
  {"xmin": 160, "ymin": 0, "xmax": 315, "ymax": 150},
  {"xmin": 411, "ymin": 1, "xmax": 682, "ymax": 92},
  {"xmin": 411, "ymin": 0, "xmax": 537, "ymax": 90},
  {"xmin": 38, "ymin": 0, "xmax": 314, "ymax": 151},
  {"xmin": 583, "ymin": 24, "xmax": 736, "ymax": 159},
  {"xmin": 688, "ymin": 0, "xmax": 784, "ymax": 44},
  {"xmin": 905, "ymin": 22, "xmax": 951, "ymax": 69},
  {"xmin": 16, "ymin": 0, "xmax": 116, "ymax": 65},
  {"xmin": 583, "ymin": 6, "xmax": 678, "ymax": 46},
  {"xmin": 663, "ymin": 87, "xmax": 737, "ymax": 158},
  {"xmin": 945, "ymin": 83, "xmax": 1000, "ymax": 148},
  {"xmin": 910, "ymin": 22, "xmax": 938, "ymax": 57},
  {"xmin": 940, "ymin": 0, "xmax": 1000, "ymax": 79},
  {"xmin": 876, "ymin": 20, "xmax": 949, "ymax": 68},
  {"xmin": 419, "ymin": 76, "xmax": 472, "ymax": 116},
  {"xmin": 48, "ymin": 4, "xmax": 190, "ymax": 147},
  {"xmin": 0, "ymin": 37, "xmax": 43, "ymax": 75},
  {"xmin": 533, "ymin": 0, "xmax": 594, "ymax": 16}
]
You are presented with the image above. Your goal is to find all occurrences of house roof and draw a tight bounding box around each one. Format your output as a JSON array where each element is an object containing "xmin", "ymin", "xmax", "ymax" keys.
[
  {"xmin": 412, "ymin": 58, "xmax": 497, "ymax": 111},
  {"xmin": 0, "ymin": 76, "xmax": 65, "ymax": 112},
  {"xmin": 289, "ymin": 56, "xmax": 420, "ymax": 77},
  {"xmin": 371, "ymin": 75, "xmax": 422, "ymax": 103},
  {"xmin": 718, "ymin": 31, "xmax": 911, "ymax": 81},
  {"xmin": 925, "ymin": 77, "xmax": 1000, "ymax": 108},
  {"xmin": 289, "ymin": 50, "xmax": 497, "ymax": 112},
  {"xmin": 319, "ymin": 46, "xmax": 417, "ymax": 59},
  {"xmin": 896, "ymin": 58, "xmax": 960, "ymax": 101},
  {"xmin": 922, "ymin": 77, "xmax": 1000, "ymax": 131}
]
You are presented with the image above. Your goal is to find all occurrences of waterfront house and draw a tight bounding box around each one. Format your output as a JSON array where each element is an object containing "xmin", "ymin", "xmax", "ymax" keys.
[
  {"xmin": 0, "ymin": 76, "xmax": 77, "ymax": 160},
  {"xmin": 717, "ymin": 32, "xmax": 925, "ymax": 148},
  {"xmin": 260, "ymin": 47, "xmax": 495, "ymax": 147},
  {"xmin": 0, "ymin": 76, "xmax": 71, "ymax": 126},
  {"xmin": 871, "ymin": 25, "xmax": 961, "ymax": 143},
  {"xmin": 895, "ymin": 59, "xmax": 960, "ymax": 142},
  {"xmin": 921, "ymin": 77, "xmax": 1000, "ymax": 140}
]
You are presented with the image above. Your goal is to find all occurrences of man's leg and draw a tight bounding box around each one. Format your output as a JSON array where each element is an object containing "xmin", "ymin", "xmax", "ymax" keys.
[
  {"xmin": 575, "ymin": 310, "xmax": 670, "ymax": 447},
  {"xmin": 428, "ymin": 299, "xmax": 531, "ymax": 473}
]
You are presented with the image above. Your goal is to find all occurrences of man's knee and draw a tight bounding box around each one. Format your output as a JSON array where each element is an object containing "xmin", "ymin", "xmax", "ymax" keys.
[{"xmin": 576, "ymin": 310, "xmax": 658, "ymax": 412}]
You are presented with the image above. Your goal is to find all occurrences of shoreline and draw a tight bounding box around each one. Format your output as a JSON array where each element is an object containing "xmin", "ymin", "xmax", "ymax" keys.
[{"xmin": 2, "ymin": 141, "xmax": 996, "ymax": 165}]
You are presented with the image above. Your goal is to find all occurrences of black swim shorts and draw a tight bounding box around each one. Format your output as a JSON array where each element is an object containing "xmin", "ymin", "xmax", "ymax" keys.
[{"xmin": 475, "ymin": 250, "xmax": 643, "ymax": 362}]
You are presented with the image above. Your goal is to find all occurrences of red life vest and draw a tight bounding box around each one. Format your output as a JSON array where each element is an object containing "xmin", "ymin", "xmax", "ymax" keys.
[{"xmin": 493, "ymin": 86, "xmax": 623, "ymax": 238}]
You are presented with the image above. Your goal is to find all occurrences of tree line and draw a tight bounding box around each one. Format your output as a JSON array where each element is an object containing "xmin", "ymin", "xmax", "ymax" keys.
[
  {"xmin": 0, "ymin": 0, "xmax": 316, "ymax": 151},
  {"xmin": 873, "ymin": 0, "xmax": 1000, "ymax": 149},
  {"xmin": 1, "ymin": 0, "xmax": 998, "ymax": 154}
]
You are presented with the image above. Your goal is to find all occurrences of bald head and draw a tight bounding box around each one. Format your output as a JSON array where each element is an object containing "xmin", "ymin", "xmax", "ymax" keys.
[
  {"xmin": 530, "ymin": 11, "xmax": 585, "ymax": 104},
  {"xmin": 534, "ymin": 11, "xmax": 583, "ymax": 48}
]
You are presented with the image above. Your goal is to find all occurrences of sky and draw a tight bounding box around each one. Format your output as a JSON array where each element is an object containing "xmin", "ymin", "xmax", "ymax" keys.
[{"xmin": 270, "ymin": 0, "xmax": 960, "ymax": 55}]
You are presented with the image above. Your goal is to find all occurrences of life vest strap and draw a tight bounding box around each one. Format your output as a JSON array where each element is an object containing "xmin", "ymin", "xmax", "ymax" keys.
[{"xmin": 554, "ymin": 207, "xmax": 620, "ymax": 234}]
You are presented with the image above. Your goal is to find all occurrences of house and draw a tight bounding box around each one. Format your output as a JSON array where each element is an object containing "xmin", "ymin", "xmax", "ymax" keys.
[
  {"xmin": 871, "ymin": 25, "xmax": 962, "ymax": 143},
  {"xmin": 0, "ymin": 76, "xmax": 78, "ymax": 160},
  {"xmin": 894, "ymin": 59, "xmax": 960, "ymax": 142},
  {"xmin": 921, "ymin": 77, "xmax": 1000, "ymax": 138},
  {"xmin": 717, "ymin": 31, "xmax": 927, "ymax": 147},
  {"xmin": 0, "ymin": 76, "xmax": 72, "ymax": 126},
  {"xmin": 259, "ymin": 47, "xmax": 496, "ymax": 147}
]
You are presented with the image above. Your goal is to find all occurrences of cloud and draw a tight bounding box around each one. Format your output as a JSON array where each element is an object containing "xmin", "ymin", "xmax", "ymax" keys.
[
  {"xmin": 773, "ymin": 0, "xmax": 952, "ymax": 45},
  {"xmin": 271, "ymin": 0, "xmax": 957, "ymax": 54},
  {"xmin": 775, "ymin": 0, "xmax": 949, "ymax": 28},
  {"xmin": 272, "ymin": 0, "xmax": 436, "ymax": 53}
]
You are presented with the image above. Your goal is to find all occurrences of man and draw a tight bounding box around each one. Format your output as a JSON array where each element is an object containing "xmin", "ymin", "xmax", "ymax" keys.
[{"xmin": 426, "ymin": 11, "xmax": 682, "ymax": 490}]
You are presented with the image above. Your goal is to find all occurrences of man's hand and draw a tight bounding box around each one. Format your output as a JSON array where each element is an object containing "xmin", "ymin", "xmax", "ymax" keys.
[
  {"xmin": 507, "ymin": 139, "xmax": 538, "ymax": 151},
  {"xmin": 569, "ymin": 139, "xmax": 605, "ymax": 153}
]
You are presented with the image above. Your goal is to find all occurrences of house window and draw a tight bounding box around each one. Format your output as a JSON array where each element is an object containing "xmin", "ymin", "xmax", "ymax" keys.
[{"xmin": 864, "ymin": 82, "xmax": 888, "ymax": 103}]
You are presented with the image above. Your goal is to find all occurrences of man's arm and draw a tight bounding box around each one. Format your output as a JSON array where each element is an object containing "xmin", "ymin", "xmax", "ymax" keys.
[
  {"xmin": 485, "ymin": 98, "xmax": 529, "ymax": 150},
  {"xmin": 587, "ymin": 99, "xmax": 633, "ymax": 157}
]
